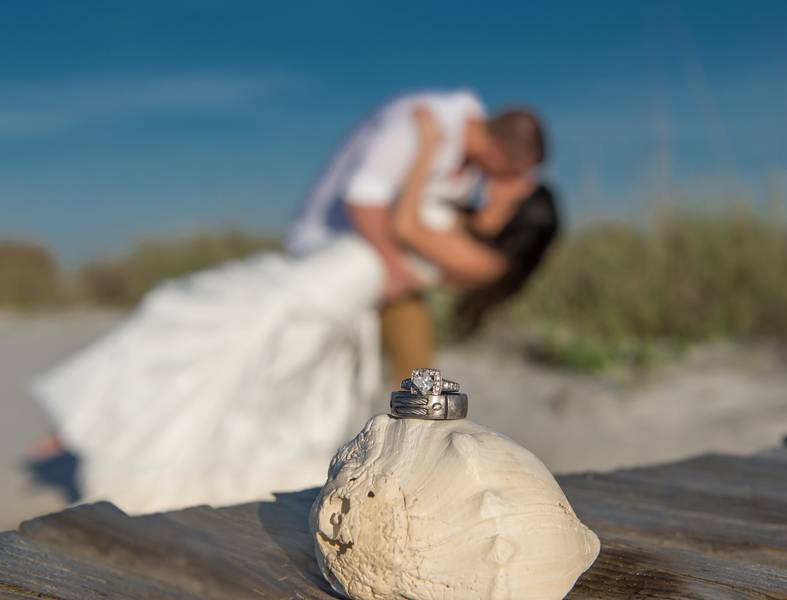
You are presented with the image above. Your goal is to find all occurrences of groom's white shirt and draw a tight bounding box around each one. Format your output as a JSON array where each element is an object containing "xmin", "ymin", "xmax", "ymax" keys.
[{"xmin": 286, "ymin": 90, "xmax": 486, "ymax": 255}]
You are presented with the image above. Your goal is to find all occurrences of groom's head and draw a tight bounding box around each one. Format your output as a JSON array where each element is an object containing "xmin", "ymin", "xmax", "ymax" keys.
[{"xmin": 469, "ymin": 109, "xmax": 546, "ymax": 176}]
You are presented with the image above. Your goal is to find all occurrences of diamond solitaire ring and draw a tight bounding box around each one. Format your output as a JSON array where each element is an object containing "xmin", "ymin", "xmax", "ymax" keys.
[
  {"xmin": 401, "ymin": 368, "xmax": 460, "ymax": 396},
  {"xmin": 391, "ymin": 368, "xmax": 468, "ymax": 420}
]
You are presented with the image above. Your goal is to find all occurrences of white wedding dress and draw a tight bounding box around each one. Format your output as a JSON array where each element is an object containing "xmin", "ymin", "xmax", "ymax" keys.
[{"xmin": 31, "ymin": 236, "xmax": 394, "ymax": 514}]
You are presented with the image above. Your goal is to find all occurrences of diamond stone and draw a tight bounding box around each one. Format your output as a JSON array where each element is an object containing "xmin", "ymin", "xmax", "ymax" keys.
[{"xmin": 411, "ymin": 368, "xmax": 441, "ymax": 396}]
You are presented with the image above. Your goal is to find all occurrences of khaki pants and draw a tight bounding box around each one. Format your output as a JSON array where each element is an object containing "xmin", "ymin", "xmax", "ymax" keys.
[{"xmin": 380, "ymin": 294, "xmax": 435, "ymax": 385}]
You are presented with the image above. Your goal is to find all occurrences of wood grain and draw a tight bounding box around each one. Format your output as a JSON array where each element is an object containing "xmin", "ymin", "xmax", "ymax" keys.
[{"xmin": 1, "ymin": 452, "xmax": 786, "ymax": 599}]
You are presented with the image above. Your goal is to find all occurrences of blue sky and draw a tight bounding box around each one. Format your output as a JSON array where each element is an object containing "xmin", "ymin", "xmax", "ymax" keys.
[{"xmin": 1, "ymin": 1, "xmax": 786, "ymax": 264}]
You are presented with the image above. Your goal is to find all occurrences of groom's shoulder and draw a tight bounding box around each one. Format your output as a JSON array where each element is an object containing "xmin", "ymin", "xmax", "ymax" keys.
[{"xmin": 380, "ymin": 89, "xmax": 484, "ymax": 115}]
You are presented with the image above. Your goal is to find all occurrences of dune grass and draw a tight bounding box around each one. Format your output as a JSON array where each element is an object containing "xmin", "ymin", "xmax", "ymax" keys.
[
  {"xmin": 76, "ymin": 231, "xmax": 281, "ymax": 305},
  {"xmin": 2, "ymin": 209, "xmax": 786, "ymax": 371},
  {"xmin": 492, "ymin": 208, "xmax": 787, "ymax": 370},
  {"xmin": 0, "ymin": 240, "xmax": 64, "ymax": 309},
  {"xmin": 0, "ymin": 231, "xmax": 280, "ymax": 309}
]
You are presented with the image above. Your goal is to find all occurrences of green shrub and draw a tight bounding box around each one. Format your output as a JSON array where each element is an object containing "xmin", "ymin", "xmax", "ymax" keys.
[
  {"xmin": 0, "ymin": 240, "xmax": 63, "ymax": 308},
  {"xmin": 502, "ymin": 208, "xmax": 787, "ymax": 369},
  {"xmin": 4, "ymin": 208, "xmax": 787, "ymax": 375},
  {"xmin": 78, "ymin": 231, "xmax": 281, "ymax": 305}
]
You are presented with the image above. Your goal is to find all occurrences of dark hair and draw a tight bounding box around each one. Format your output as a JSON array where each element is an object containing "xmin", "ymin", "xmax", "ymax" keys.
[
  {"xmin": 487, "ymin": 109, "xmax": 546, "ymax": 165},
  {"xmin": 454, "ymin": 184, "xmax": 560, "ymax": 336}
]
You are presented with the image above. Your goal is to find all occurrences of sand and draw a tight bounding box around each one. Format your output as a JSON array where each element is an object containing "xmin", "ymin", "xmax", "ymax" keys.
[{"xmin": 1, "ymin": 310, "xmax": 785, "ymax": 530}]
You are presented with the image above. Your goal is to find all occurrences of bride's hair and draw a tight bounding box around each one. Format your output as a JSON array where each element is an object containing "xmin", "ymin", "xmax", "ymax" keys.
[{"xmin": 454, "ymin": 184, "xmax": 560, "ymax": 336}]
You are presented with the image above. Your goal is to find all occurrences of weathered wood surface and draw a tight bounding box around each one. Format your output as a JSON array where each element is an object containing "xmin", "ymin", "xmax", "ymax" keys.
[{"xmin": 1, "ymin": 450, "xmax": 786, "ymax": 599}]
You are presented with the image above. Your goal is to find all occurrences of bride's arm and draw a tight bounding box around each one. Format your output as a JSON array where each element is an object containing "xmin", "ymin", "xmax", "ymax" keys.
[{"xmin": 393, "ymin": 108, "xmax": 507, "ymax": 289}]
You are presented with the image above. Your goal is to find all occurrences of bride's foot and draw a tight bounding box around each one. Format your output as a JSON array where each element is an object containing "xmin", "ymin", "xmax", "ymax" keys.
[
  {"xmin": 25, "ymin": 434, "xmax": 82, "ymax": 504},
  {"xmin": 29, "ymin": 433, "xmax": 65, "ymax": 460}
]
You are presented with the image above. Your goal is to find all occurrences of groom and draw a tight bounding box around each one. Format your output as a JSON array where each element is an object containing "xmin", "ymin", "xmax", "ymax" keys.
[{"xmin": 286, "ymin": 90, "xmax": 544, "ymax": 382}]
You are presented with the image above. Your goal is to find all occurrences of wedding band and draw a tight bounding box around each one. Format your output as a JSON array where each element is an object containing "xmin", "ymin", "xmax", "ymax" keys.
[
  {"xmin": 390, "ymin": 391, "xmax": 469, "ymax": 420},
  {"xmin": 400, "ymin": 368, "xmax": 460, "ymax": 396}
]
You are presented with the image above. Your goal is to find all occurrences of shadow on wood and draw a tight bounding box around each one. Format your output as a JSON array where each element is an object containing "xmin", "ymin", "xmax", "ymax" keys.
[
  {"xmin": 1, "ymin": 450, "xmax": 787, "ymax": 599},
  {"xmin": 1, "ymin": 489, "xmax": 337, "ymax": 599},
  {"xmin": 256, "ymin": 488, "xmax": 342, "ymax": 597}
]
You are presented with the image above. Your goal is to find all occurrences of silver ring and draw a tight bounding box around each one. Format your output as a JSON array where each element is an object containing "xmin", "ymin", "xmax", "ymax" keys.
[
  {"xmin": 401, "ymin": 377, "xmax": 460, "ymax": 394},
  {"xmin": 390, "ymin": 391, "xmax": 468, "ymax": 420},
  {"xmin": 400, "ymin": 368, "xmax": 460, "ymax": 396}
]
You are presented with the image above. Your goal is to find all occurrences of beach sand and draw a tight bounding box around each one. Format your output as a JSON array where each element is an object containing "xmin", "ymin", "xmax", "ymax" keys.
[{"xmin": 1, "ymin": 310, "xmax": 785, "ymax": 530}]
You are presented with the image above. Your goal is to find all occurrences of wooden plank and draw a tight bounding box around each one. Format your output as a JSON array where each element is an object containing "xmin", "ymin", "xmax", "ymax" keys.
[
  {"xmin": 1, "ymin": 453, "xmax": 786, "ymax": 599},
  {"xmin": 560, "ymin": 476, "xmax": 787, "ymax": 568},
  {"xmin": 757, "ymin": 447, "xmax": 787, "ymax": 463},
  {"xmin": 12, "ymin": 493, "xmax": 335, "ymax": 600},
  {"xmin": 569, "ymin": 537, "xmax": 787, "ymax": 600},
  {"xmin": 567, "ymin": 468, "xmax": 787, "ymax": 526},
  {"xmin": 562, "ymin": 469, "xmax": 787, "ymax": 532},
  {"xmin": 606, "ymin": 453, "xmax": 787, "ymax": 502},
  {"xmin": 0, "ymin": 530, "xmax": 199, "ymax": 600}
]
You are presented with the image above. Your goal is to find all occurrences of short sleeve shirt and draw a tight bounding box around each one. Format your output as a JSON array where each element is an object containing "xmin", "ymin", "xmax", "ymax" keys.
[{"xmin": 285, "ymin": 90, "xmax": 486, "ymax": 255}]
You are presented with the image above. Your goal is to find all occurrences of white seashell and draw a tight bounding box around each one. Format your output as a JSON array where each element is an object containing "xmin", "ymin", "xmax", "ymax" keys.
[{"xmin": 310, "ymin": 414, "xmax": 600, "ymax": 600}]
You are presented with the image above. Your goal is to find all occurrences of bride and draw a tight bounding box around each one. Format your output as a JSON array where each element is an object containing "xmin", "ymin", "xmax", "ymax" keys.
[{"xmin": 29, "ymin": 107, "xmax": 556, "ymax": 514}]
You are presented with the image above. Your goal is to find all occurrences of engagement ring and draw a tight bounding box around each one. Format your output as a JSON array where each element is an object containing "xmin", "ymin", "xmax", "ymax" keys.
[{"xmin": 401, "ymin": 368, "xmax": 460, "ymax": 395}]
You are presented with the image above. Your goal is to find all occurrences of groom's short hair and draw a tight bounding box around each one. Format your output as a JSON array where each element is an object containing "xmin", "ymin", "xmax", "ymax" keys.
[{"xmin": 487, "ymin": 109, "xmax": 546, "ymax": 165}]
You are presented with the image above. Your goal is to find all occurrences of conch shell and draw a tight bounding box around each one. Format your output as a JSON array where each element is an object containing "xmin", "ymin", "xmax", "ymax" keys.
[{"xmin": 310, "ymin": 414, "xmax": 600, "ymax": 600}]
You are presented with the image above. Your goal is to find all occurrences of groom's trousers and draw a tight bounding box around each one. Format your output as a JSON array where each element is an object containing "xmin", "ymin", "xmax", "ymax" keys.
[{"xmin": 380, "ymin": 294, "xmax": 435, "ymax": 384}]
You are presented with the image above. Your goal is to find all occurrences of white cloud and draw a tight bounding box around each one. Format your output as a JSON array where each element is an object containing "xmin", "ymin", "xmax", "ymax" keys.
[{"xmin": 0, "ymin": 71, "xmax": 297, "ymax": 136}]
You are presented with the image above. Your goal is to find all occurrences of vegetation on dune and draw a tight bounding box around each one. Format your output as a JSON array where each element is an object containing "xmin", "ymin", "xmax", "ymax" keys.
[
  {"xmin": 77, "ymin": 231, "xmax": 281, "ymax": 305},
  {"xmin": 0, "ymin": 240, "xmax": 63, "ymax": 308},
  {"xmin": 451, "ymin": 208, "xmax": 787, "ymax": 370},
  {"xmin": 2, "ymin": 209, "xmax": 786, "ymax": 371},
  {"xmin": 0, "ymin": 232, "xmax": 280, "ymax": 309}
]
